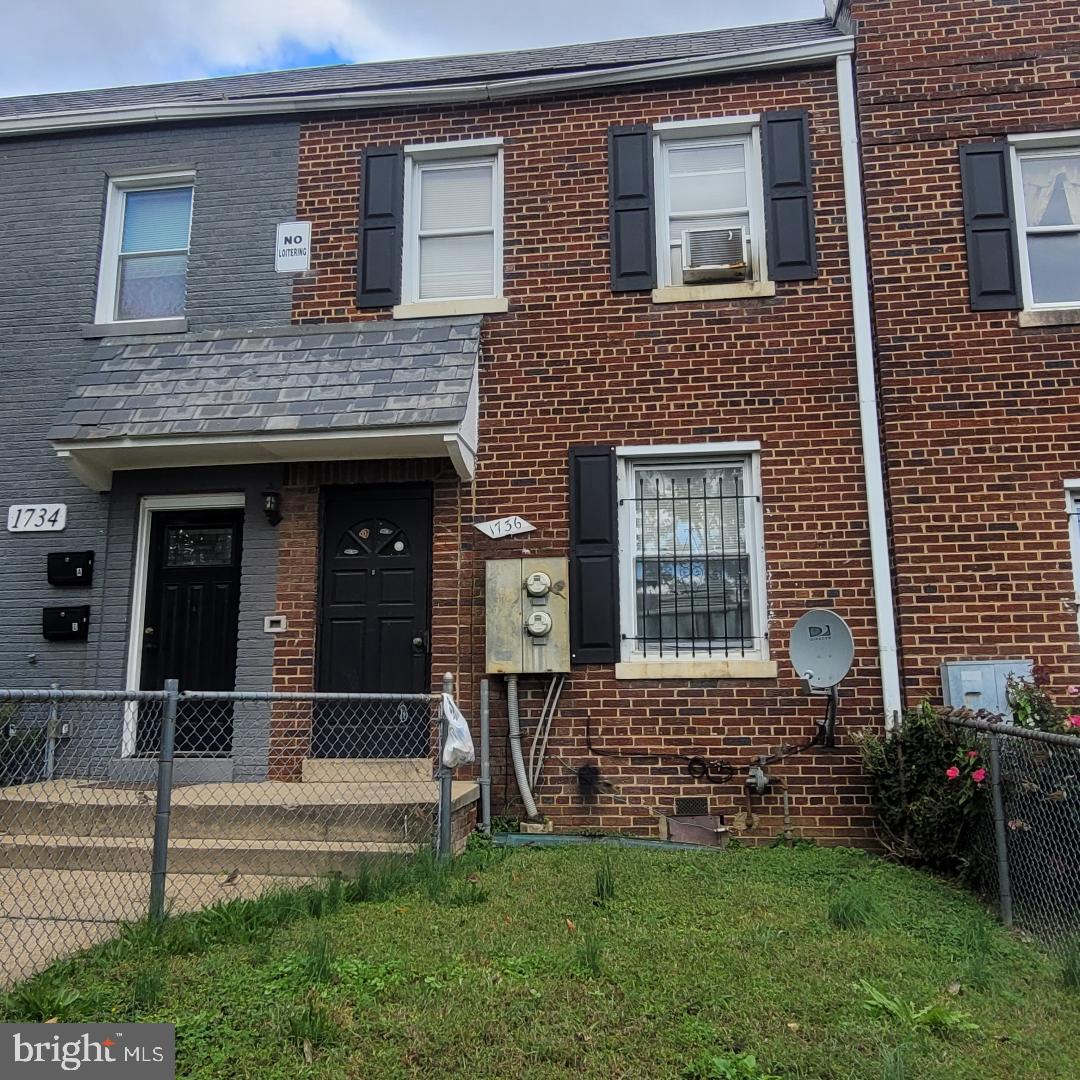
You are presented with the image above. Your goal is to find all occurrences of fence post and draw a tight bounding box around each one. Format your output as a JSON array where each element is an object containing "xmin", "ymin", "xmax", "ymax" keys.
[
  {"xmin": 437, "ymin": 672, "xmax": 454, "ymax": 860},
  {"xmin": 988, "ymin": 733, "xmax": 1014, "ymax": 928},
  {"xmin": 44, "ymin": 683, "xmax": 59, "ymax": 781},
  {"xmin": 479, "ymin": 678, "xmax": 491, "ymax": 834},
  {"xmin": 149, "ymin": 680, "xmax": 178, "ymax": 923}
]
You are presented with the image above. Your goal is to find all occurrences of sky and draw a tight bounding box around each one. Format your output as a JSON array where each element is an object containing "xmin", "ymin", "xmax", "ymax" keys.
[{"xmin": 2, "ymin": 0, "xmax": 826, "ymax": 99}]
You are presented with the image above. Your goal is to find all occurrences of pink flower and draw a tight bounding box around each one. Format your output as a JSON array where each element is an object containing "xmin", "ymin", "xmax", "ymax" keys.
[
  {"xmin": 946, "ymin": 766, "xmax": 960, "ymax": 780},
  {"xmin": 966, "ymin": 750, "xmax": 979, "ymax": 759},
  {"xmin": 1068, "ymin": 685, "xmax": 1080, "ymax": 696},
  {"xmin": 1068, "ymin": 715, "xmax": 1080, "ymax": 729},
  {"xmin": 972, "ymin": 768, "xmax": 987, "ymax": 784}
]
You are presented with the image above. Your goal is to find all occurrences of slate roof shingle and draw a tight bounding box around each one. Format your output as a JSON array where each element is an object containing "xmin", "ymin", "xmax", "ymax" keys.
[
  {"xmin": 0, "ymin": 19, "xmax": 841, "ymax": 119},
  {"xmin": 49, "ymin": 318, "xmax": 481, "ymax": 443}
]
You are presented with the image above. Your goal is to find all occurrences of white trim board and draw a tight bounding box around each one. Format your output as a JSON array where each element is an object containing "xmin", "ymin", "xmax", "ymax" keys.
[
  {"xmin": 121, "ymin": 492, "xmax": 246, "ymax": 756},
  {"xmin": 0, "ymin": 38, "xmax": 853, "ymax": 138},
  {"xmin": 54, "ymin": 420, "xmax": 479, "ymax": 491}
]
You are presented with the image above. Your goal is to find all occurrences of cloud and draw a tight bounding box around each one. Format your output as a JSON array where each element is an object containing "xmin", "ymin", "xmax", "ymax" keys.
[{"xmin": 2, "ymin": 0, "xmax": 824, "ymax": 98}]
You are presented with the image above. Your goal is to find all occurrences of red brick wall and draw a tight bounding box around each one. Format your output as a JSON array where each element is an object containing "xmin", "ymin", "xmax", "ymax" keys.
[
  {"xmin": 849, "ymin": 0, "xmax": 1080, "ymax": 701},
  {"xmin": 286, "ymin": 68, "xmax": 886, "ymax": 844}
]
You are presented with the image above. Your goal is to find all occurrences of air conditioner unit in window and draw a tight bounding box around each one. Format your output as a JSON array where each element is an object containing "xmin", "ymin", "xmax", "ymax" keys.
[{"xmin": 681, "ymin": 226, "xmax": 749, "ymax": 283}]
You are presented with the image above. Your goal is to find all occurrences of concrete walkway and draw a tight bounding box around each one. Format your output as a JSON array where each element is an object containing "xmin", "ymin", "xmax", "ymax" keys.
[{"xmin": 0, "ymin": 867, "xmax": 290, "ymax": 987}]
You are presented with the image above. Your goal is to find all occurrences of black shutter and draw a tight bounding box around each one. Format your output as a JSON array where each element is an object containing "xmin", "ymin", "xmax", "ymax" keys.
[
  {"xmin": 958, "ymin": 143, "xmax": 1022, "ymax": 311},
  {"xmin": 608, "ymin": 125, "xmax": 656, "ymax": 292},
  {"xmin": 761, "ymin": 110, "xmax": 818, "ymax": 281},
  {"xmin": 568, "ymin": 446, "xmax": 620, "ymax": 665},
  {"xmin": 357, "ymin": 145, "xmax": 404, "ymax": 309}
]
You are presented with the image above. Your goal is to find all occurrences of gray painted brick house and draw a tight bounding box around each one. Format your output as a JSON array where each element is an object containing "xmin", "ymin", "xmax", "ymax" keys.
[{"xmin": 0, "ymin": 120, "xmax": 301, "ymax": 777}]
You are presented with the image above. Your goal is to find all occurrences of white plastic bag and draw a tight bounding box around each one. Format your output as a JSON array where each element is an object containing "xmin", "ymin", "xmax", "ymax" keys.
[{"xmin": 441, "ymin": 694, "xmax": 475, "ymax": 768}]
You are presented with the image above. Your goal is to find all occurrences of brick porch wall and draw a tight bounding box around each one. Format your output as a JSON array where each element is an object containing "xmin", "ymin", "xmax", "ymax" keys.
[{"xmin": 284, "ymin": 68, "xmax": 885, "ymax": 844}]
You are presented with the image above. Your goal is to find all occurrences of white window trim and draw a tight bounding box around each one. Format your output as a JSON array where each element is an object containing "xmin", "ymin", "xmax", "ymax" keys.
[
  {"xmin": 398, "ymin": 142, "xmax": 504, "ymax": 311},
  {"xmin": 614, "ymin": 444, "xmax": 769, "ymax": 669},
  {"xmin": 1009, "ymin": 142, "xmax": 1080, "ymax": 312},
  {"xmin": 94, "ymin": 170, "xmax": 195, "ymax": 326},
  {"xmin": 652, "ymin": 118, "xmax": 770, "ymax": 291},
  {"xmin": 121, "ymin": 492, "xmax": 245, "ymax": 756}
]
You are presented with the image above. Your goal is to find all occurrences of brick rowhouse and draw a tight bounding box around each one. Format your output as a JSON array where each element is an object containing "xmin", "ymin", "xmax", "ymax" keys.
[
  {"xmin": 848, "ymin": 0, "xmax": 1080, "ymax": 702},
  {"xmin": 280, "ymin": 65, "xmax": 886, "ymax": 843}
]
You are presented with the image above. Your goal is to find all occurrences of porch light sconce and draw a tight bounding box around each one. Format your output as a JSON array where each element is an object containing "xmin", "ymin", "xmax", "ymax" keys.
[{"xmin": 261, "ymin": 490, "xmax": 283, "ymax": 527}]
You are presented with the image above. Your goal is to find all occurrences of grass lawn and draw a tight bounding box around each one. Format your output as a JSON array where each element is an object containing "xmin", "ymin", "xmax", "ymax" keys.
[{"xmin": 2, "ymin": 840, "xmax": 1076, "ymax": 1079}]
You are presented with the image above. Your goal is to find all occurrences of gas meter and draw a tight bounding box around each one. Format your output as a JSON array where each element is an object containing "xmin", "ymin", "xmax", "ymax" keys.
[{"xmin": 485, "ymin": 557, "xmax": 570, "ymax": 673}]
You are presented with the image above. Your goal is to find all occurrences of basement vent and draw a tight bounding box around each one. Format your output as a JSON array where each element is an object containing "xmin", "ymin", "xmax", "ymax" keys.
[
  {"xmin": 681, "ymin": 226, "xmax": 749, "ymax": 283},
  {"xmin": 674, "ymin": 796, "xmax": 710, "ymax": 817}
]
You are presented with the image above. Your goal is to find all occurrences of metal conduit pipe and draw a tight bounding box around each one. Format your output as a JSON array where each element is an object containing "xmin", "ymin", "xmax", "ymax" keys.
[{"xmin": 506, "ymin": 674, "xmax": 539, "ymax": 820}]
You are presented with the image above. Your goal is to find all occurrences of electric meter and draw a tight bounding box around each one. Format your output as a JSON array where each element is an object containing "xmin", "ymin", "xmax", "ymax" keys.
[
  {"xmin": 524, "ymin": 571, "xmax": 552, "ymax": 597},
  {"xmin": 525, "ymin": 610, "xmax": 553, "ymax": 637}
]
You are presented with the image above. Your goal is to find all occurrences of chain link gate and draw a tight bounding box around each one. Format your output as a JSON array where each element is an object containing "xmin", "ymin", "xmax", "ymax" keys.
[{"xmin": 0, "ymin": 683, "xmax": 457, "ymax": 986}]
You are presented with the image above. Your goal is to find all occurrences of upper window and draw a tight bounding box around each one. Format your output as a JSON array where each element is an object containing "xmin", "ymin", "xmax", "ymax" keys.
[
  {"xmin": 655, "ymin": 125, "xmax": 767, "ymax": 288},
  {"xmin": 1015, "ymin": 147, "xmax": 1080, "ymax": 309},
  {"xmin": 617, "ymin": 450, "xmax": 767, "ymax": 662},
  {"xmin": 403, "ymin": 149, "xmax": 502, "ymax": 304},
  {"xmin": 96, "ymin": 174, "xmax": 194, "ymax": 324}
]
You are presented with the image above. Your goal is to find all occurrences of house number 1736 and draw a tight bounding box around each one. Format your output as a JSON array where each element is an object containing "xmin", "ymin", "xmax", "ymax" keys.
[{"xmin": 7, "ymin": 503, "xmax": 67, "ymax": 532}]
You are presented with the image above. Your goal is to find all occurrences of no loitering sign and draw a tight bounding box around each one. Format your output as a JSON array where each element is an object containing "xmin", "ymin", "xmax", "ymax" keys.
[{"xmin": 275, "ymin": 221, "xmax": 311, "ymax": 272}]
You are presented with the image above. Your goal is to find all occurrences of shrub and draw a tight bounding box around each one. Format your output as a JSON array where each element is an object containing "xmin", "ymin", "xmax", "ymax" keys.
[
  {"xmin": 1006, "ymin": 674, "xmax": 1070, "ymax": 733},
  {"xmin": 859, "ymin": 702, "xmax": 990, "ymax": 880}
]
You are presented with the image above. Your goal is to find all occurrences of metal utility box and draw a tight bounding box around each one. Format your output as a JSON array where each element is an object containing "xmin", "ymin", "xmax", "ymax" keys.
[
  {"xmin": 486, "ymin": 557, "xmax": 570, "ymax": 674},
  {"xmin": 42, "ymin": 605, "xmax": 90, "ymax": 641},
  {"xmin": 47, "ymin": 550, "xmax": 94, "ymax": 587},
  {"xmin": 941, "ymin": 659, "xmax": 1033, "ymax": 718}
]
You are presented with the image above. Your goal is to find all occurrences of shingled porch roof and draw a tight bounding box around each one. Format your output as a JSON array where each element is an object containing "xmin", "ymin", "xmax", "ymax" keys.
[{"xmin": 49, "ymin": 317, "xmax": 481, "ymax": 490}]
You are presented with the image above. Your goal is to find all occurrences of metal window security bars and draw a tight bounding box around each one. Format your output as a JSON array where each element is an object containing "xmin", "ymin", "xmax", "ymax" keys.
[
  {"xmin": 944, "ymin": 713, "xmax": 1080, "ymax": 958},
  {"xmin": 0, "ymin": 680, "xmax": 463, "ymax": 986},
  {"xmin": 628, "ymin": 467, "xmax": 760, "ymax": 658}
]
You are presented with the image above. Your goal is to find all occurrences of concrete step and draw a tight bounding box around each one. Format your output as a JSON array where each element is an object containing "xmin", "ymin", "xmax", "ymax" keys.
[
  {"xmin": 0, "ymin": 799, "xmax": 432, "ymax": 844},
  {"xmin": 302, "ymin": 758, "xmax": 433, "ymax": 784},
  {"xmin": 0, "ymin": 780, "xmax": 477, "ymax": 844},
  {"xmin": 0, "ymin": 835, "xmax": 417, "ymax": 877}
]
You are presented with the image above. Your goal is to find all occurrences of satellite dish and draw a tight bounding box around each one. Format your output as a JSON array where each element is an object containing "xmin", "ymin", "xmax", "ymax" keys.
[{"xmin": 789, "ymin": 609, "xmax": 855, "ymax": 689}]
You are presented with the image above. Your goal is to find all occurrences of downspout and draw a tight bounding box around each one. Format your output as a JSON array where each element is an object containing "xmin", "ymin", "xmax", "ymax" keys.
[{"xmin": 835, "ymin": 53, "xmax": 903, "ymax": 730}]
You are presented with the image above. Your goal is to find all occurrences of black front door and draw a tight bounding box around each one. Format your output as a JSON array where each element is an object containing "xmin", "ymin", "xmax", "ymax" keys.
[
  {"xmin": 314, "ymin": 486, "xmax": 433, "ymax": 758},
  {"xmin": 138, "ymin": 508, "xmax": 243, "ymax": 755}
]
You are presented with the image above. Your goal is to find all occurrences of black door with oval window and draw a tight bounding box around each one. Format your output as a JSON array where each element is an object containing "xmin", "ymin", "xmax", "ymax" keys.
[
  {"xmin": 137, "ymin": 509, "xmax": 243, "ymax": 755},
  {"xmin": 314, "ymin": 486, "xmax": 433, "ymax": 758}
]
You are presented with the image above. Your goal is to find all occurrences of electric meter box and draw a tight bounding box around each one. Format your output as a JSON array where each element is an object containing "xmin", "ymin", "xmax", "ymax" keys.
[{"xmin": 485, "ymin": 557, "xmax": 570, "ymax": 674}]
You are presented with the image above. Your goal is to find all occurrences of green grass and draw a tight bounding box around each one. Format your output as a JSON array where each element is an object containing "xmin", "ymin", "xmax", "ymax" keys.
[{"xmin": 2, "ymin": 843, "xmax": 1077, "ymax": 1079}]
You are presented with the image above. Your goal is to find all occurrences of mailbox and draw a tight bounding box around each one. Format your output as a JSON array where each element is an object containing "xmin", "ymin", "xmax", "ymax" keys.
[
  {"xmin": 47, "ymin": 550, "xmax": 95, "ymax": 587},
  {"xmin": 42, "ymin": 606, "xmax": 90, "ymax": 641}
]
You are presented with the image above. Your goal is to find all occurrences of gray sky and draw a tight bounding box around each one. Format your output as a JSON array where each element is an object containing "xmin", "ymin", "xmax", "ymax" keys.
[{"xmin": 3, "ymin": 0, "xmax": 826, "ymax": 99}]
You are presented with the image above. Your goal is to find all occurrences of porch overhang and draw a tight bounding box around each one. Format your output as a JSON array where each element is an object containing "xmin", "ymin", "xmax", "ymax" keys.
[
  {"xmin": 54, "ymin": 424, "xmax": 477, "ymax": 492},
  {"xmin": 49, "ymin": 316, "xmax": 481, "ymax": 491}
]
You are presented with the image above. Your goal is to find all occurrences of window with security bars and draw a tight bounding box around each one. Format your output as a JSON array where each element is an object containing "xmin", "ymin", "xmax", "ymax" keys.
[
  {"xmin": 96, "ymin": 174, "xmax": 194, "ymax": 323},
  {"xmin": 621, "ymin": 457, "xmax": 764, "ymax": 659},
  {"xmin": 407, "ymin": 156, "xmax": 500, "ymax": 301}
]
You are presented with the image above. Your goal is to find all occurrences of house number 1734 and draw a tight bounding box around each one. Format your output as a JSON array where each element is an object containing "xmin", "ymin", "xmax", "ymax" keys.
[{"xmin": 7, "ymin": 503, "xmax": 67, "ymax": 532}]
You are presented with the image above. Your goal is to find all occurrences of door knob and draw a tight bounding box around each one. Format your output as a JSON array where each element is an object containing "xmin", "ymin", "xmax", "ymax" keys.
[{"xmin": 412, "ymin": 631, "xmax": 429, "ymax": 653}]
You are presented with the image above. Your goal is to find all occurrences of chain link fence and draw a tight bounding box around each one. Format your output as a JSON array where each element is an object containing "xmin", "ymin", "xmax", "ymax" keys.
[
  {"xmin": 944, "ymin": 714, "xmax": 1080, "ymax": 958},
  {"xmin": 0, "ymin": 683, "xmax": 461, "ymax": 986}
]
